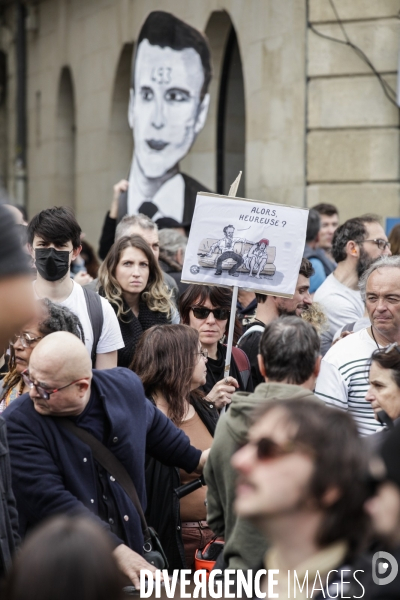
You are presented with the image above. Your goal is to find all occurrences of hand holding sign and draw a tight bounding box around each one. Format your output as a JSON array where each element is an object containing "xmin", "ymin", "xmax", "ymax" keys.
[{"xmin": 206, "ymin": 376, "xmax": 239, "ymax": 409}]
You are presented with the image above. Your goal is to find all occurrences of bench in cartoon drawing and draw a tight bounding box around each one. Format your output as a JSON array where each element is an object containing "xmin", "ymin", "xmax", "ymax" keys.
[{"xmin": 197, "ymin": 225, "xmax": 276, "ymax": 278}]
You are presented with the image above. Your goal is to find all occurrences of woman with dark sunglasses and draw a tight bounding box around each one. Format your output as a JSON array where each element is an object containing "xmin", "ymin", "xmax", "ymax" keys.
[
  {"xmin": 179, "ymin": 285, "xmax": 253, "ymax": 409},
  {"xmin": 0, "ymin": 299, "xmax": 84, "ymax": 413},
  {"xmin": 131, "ymin": 324, "xmax": 218, "ymax": 571}
]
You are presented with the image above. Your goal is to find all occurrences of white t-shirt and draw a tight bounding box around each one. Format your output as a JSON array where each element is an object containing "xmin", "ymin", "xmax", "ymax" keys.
[
  {"xmin": 315, "ymin": 328, "xmax": 382, "ymax": 436},
  {"xmin": 314, "ymin": 273, "xmax": 364, "ymax": 355},
  {"xmin": 36, "ymin": 280, "xmax": 124, "ymax": 357}
]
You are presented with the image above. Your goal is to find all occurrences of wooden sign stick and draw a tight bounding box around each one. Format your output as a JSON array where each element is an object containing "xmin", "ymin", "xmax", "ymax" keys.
[{"xmin": 223, "ymin": 171, "xmax": 242, "ymax": 383}]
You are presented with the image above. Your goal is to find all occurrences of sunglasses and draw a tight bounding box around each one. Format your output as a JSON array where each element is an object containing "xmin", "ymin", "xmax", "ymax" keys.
[
  {"xmin": 243, "ymin": 436, "xmax": 313, "ymax": 461},
  {"xmin": 21, "ymin": 369, "xmax": 84, "ymax": 400},
  {"xmin": 191, "ymin": 306, "xmax": 230, "ymax": 321}
]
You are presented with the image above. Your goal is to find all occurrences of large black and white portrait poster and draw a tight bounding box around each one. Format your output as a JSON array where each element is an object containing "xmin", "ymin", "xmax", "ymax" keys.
[
  {"xmin": 182, "ymin": 193, "xmax": 309, "ymax": 297},
  {"xmin": 125, "ymin": 11, "xmax": 212, "ymax": 228}
]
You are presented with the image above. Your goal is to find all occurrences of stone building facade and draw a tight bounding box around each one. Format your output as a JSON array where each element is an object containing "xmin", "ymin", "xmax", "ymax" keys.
[{"xmin": 0, "ymin": 0, "xmax": 399, "ymax": 245}]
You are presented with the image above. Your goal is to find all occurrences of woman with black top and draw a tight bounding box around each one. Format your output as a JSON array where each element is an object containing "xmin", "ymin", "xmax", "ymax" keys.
[
  {"xmin": 98, "ymin": 235, "xmax": 174, "ymax": 367},
  {"xmin": 180, "ymin": 285, "xmax": 253, "ymax": 409},
  {"xmin": 131, "ymin": 324, "xmax": 218, "ymax": 570}
]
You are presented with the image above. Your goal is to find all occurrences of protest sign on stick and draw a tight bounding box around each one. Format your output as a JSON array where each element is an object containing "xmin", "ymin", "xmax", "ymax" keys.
[
  {"xmin": 181, "ymin": 173, "xmax": 309, "ymax": 386},
  {"xmin": 223, "ymin": 172, "xmax": 242, "ymax": 380}
]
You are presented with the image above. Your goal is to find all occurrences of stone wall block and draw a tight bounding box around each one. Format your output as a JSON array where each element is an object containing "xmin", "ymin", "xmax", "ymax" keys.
[
  {"xmin": 309, "ymin": 0, "xmax": 400, "ymax": 23},
  {"xmin": 307, "ymin": 129, "xmax": 400, "ymax": 182},
  {"xmin": 308, "ymin": 19, "xmax": 400, "ymax": 76},
  {"xmin": 307, "ymin": 183, "xmax": 400, "ymax": 222},
  {"xmin": 308, "ymin": 75, "xmax": 399, "ymax": 128}
]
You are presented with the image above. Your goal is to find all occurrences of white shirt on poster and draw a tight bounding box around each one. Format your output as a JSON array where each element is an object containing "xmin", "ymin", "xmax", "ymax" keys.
[
  {"xmin": 128, "ymin": 172, "xmax": 185, "ymax": 222},
  {"xmin": 209, "ymin": 237, "xmax": 248, "ymax": 254}
]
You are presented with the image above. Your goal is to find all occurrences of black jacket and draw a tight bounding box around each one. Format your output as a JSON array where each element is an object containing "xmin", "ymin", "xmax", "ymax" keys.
[
  {"xmin": 145, "ymin": 396, "xmax": 218, "ymax": 570},
  {"xmin": 0, "ymin": 417, "xmax": 20, "ymax": 578},
  {"xmin": 202, "ymin": 343, "xmax": 254, "ymax": 396},
  {"xmin": 4, "ymin": 369, "xmax": 201, "ymax": 554},
  {"xmin": 99, "ymin": 293, "xmax": 169, "ymax": 368}
]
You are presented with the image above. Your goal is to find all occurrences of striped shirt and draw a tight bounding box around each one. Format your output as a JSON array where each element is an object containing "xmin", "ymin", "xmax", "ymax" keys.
[{"xmin": 315, "ymin": 328, "xmax": 383, "ymax": 436}]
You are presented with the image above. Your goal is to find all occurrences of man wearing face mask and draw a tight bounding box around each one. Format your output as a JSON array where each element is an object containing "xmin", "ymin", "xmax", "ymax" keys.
[{"xmin": 27, "ymin": 207, "xmax": 124, "ymax": 369}]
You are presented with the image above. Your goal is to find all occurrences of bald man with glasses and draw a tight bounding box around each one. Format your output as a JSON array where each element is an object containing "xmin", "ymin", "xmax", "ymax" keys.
[{"xmin": 3, "ymin": 331, "xmax": 209, "ymax": 588}]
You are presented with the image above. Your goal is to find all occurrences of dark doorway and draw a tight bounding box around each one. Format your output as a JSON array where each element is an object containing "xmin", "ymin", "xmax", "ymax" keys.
[
  {"xmin": 56, "ymin": 67, "xmax": 76, "ymax": 209},
  {"xmin": 217, "ymin": 27, "xmax": 245, "ymax": 197}
]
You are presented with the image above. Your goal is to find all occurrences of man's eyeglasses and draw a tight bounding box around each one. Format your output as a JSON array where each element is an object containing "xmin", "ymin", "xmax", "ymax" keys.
[
  {"xmin": 11, "ymin": 333, "xmax": 43, "ymax": 349},
  {"xmin": 191, "ymin": 306, "xmax": 230, "ymax": 321},
  {"xmin": 243, "ymin": 437, "xmax": 312, "ymax": 461},
  {"xmin": 21, "ymin": 369, "xmax": 84, "ymax": 400},
  {"xmin": 363, "ymin": 239, "xmax": 391, "ymax": 251}
]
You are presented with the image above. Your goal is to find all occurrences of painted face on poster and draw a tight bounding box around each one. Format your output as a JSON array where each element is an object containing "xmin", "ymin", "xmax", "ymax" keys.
[
  {"xmin": 124, "ymin": 12, "xmax": 213, "ymax": 225},
  {"xmin": 182, "ymin": 193, "xmax": 309, "ymax": 297},
  {"xmin": 129, "ymin": 40, "xmax": 210, "ymax": 179}
]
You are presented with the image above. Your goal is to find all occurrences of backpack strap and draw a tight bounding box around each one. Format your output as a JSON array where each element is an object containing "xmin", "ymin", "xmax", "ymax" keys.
[
  {"xmin": 231, "ymin": 346, "xmax": 251, "ymax": 389},
  {"xmin": 237, "ymin": 324, "xmax": 265, "ymax": 346},
  {"xmin": 82, "ymin": 287, "xmax": 104, "ymax": 368}
]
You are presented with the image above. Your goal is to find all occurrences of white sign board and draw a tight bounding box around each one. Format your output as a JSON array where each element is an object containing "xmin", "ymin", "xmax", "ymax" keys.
[{"xmin": 182, "ymin": 192, "xmax": 309, "ymax": 297}]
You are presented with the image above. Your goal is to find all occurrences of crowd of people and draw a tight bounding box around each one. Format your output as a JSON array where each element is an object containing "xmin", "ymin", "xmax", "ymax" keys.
[{"xmin": 1, "ymin": 194, "xmax": 400, "ymax": 599}]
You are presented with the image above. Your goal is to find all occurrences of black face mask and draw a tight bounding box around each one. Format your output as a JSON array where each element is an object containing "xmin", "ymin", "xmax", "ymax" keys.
[{"xmin": 35, "ymin": 247, "xmax": 71, "ymax": 281}]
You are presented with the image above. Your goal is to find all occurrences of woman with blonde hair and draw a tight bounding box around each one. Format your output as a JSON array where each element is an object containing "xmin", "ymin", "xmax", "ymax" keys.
[{"xmin": 98, "ymin": 235, "xmax": 174, "ymax": 367}]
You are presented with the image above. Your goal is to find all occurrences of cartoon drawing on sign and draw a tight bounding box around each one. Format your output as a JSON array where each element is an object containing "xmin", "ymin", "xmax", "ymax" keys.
[
  {"xmin": 197, "ymin": 225, "xmax": 276, "ymax": 278},
  {"xmin": 206, "ymin": 225, "xmax": 250, "ymax": 277},
  {"xmin": 243, "ymin": 239, "xmax": 270, "ymax": 279},
  {"xmin": 117, "ymin": 11, "xmax": 212, "ymax": 228},
  {"xmin": 182, "ymin": 192, "xmax": 308, "ymax": 295}
]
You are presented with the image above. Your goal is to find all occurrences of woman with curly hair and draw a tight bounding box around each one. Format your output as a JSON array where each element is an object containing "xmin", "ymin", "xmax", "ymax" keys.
[
  {"xmin": 98, "ymin": 235, "xmax": 174, "ymax": 367},
  {"xmin": 0, "ymin": 299, "xmax": 84, "ymax": 412}
]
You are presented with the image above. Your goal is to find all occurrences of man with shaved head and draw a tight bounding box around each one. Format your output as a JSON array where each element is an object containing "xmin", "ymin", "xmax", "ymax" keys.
[{"xmin": 4, "ymin": 332, "xmax": 209, "ymax": 587}]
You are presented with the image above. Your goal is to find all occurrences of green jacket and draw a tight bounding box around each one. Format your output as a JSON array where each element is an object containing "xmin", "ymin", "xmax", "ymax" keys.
[{"xmin": 204, "ymin": 382, "xmax": 322, "ymax": 570}]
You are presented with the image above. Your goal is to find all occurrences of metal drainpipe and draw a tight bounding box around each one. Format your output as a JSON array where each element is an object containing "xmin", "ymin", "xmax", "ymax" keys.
[{"xmin": 15, "ymin": 0, "xmax": 26, "ymax": 207}]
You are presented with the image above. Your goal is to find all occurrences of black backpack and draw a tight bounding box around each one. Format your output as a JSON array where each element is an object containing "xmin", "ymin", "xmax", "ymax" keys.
[{"xmin": 82, "ymin": 287, "xmax": 104, "ymax": 368}]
